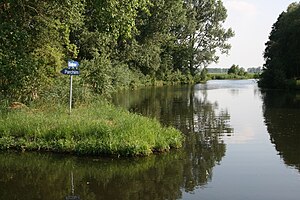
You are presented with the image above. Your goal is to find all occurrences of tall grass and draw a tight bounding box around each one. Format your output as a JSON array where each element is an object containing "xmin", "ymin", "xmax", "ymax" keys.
[
  {"xmin": 208, "ymin": 73, "xmax": 256, "ymax": 80},
  {"xmin": 0, "ymin": 101, "xmax": 184, "ymax": 156}
]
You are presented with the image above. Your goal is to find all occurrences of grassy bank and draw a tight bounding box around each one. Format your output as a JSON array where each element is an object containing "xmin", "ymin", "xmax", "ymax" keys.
[
  {"xmin": 208, "ymin": 73, "xmax": 258, "ymax": 80},
  {"xmin": 0, "ymin": 102, "xmax": 184, "ymax": 156}
]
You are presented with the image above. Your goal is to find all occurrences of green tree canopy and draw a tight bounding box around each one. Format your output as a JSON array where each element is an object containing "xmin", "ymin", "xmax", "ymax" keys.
[
  {"xmin": 228, "ymin": 64, "xmax": 246, "ymax": 76},
  {"xmin": 0, "ymin": 0, "xmax": 233, "ymax": 100},
  {"xmin": 259, "ymin": 2, "xmax": 300, "ymax": 89},
  {"xmin": 0, "ymin": 0, "xmax": 85, "ymax": 100},
  {"xmin": 175, "ymin": 0, "xmax": 234, "ymax": 75}
]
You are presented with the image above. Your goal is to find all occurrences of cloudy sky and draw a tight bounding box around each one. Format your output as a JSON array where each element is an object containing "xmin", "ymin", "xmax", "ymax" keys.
[{"xmin": 208, "ymin": 0, "xmax": 298, "ymax": 69}]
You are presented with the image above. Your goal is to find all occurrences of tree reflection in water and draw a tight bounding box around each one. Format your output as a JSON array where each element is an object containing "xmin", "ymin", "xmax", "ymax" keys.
[
  {"xmin": 262, "ymin": 90, "xmax": 300, "ymax": 172},
  {"xmin": 0, "ymin": 85, "xmax": 233, "ymax": 199},
  {"xmin": 112, "ymin": 85, "xmax": 233, "ymax": 192}
]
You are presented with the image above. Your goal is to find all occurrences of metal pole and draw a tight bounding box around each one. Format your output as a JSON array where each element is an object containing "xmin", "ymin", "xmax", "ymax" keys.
[
  {"xmin": 69, "ymin": 75, "xmax": 73, "ymax": 115},
  {"xmin": 71, "ymin": 172, "xmax": 74, "ymax": 195}
]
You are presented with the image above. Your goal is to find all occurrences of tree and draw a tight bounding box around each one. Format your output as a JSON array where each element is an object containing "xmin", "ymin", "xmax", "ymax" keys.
[
  {"xmin": 0, "ymin": 0, "xmax": 233, "ymax": 100},
  {"xmin": 200, "ymin": 67, "xmax": 208, "ymax": 81},
  {"xmin": 0, "ymin": 0, "xmax": 85, "ymax": 100},
  {"xmin": 178, "ymin": 0, "xmax": 234, "ymax": 75},
  {"xmin": 122, "ymin": 0, "xmax": 187, "ymax": 79},
  {"xmin": 123, "ymin": 0, "xmax": 233, "ymax": 79},
  {"xmin": 78, "ymin": 0, "xmax": 152, "ymax": 60},
  {"xmin": 259, "ymin": 3, "xmax": 300, "ymax": 89},
  {"xmin": 227, "ymin": 64, "xmax": 247, "ymax": 76},
  {"xmin": 228, "ymin": 64, "xmax": 239, "ymax": 74}
]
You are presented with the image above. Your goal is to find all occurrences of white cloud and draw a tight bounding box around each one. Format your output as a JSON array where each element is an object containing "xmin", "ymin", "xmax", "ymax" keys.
[{"xmin": 224, "ymin": 0, "xmax": 258, "ymax": 16}]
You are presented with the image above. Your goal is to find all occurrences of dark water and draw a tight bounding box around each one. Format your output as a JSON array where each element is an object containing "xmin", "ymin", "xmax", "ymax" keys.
[{"xmin": 1, "ymin": 80, "xmax": 300, "ymax": 200}]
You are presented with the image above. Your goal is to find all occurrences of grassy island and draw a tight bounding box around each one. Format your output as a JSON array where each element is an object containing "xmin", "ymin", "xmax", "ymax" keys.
[{"xmin": 0, "ymin": 102, "xmax": 184, "ymax": 157}]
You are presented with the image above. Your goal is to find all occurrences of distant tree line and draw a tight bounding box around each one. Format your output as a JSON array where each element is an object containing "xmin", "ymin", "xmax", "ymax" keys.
[
  {"xmin": 207, "ymin": 64, "xmax": 260, "ymax": 80},
  {"xmin": 207, "ymin": 66, "xmax": 261, "ymax": 74},
  {"xmin": 247, "ymin": 67, "xmax": 262, "ymax": 74},
  {"xmin": 0, "ymin": 0, "xmax": 233, "ymax": 101},
  {"xmin": 259, "ymin": 2, "xmax": 300, "ymax": 89},
  {"xmin": 207, "ymin": 68, "xmax": 228, "ymax": 74}
]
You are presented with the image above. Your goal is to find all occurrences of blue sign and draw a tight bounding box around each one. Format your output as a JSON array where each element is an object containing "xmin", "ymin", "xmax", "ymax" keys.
[
  {"xmin": 68, "ymin": 60, "xmax": 80, "ymax": 69},
  {"xmin": 61, "ymin": 68, "xmax": 80, "ymax": 75}
]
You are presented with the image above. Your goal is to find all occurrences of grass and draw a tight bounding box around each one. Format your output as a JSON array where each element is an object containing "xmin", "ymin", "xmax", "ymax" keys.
[
  {"xmin": 208, "ymin": 73, "xmax": 257, "ymax": 80},
  {"xmin": 0, "ymin": 101, "xmax": 184, "ymax": 156}
]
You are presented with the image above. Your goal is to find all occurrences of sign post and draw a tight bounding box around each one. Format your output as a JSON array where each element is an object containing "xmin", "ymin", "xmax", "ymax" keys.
[
  {"xmin": 69, "ymin": 75, "xmax": 73, "ymax": 115},
  {"xmin": 61, "ymin": 60, "xmax": 80, "ymax": 114}
]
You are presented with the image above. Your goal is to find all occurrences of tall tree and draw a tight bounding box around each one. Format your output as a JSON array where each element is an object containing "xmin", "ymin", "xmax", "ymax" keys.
[
  {"xmin": 123, "ymin": 0, "xmax": 233, "ymax": 78},
  {"xmin": 259, "ymin": 3, "xmax": 300, "ymax": 89},
  {"xmin": 0, "ymin": 0, "xmax": 233, "ymax": 100},
  {"xmin": 179, "ymin": 0, "xmax": 234, "ymax": 75}
]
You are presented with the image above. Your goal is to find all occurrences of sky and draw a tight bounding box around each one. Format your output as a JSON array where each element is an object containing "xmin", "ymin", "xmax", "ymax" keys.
[{"xmin": 208, "ymin": 0, "xmax": 298, "ymax": 69}]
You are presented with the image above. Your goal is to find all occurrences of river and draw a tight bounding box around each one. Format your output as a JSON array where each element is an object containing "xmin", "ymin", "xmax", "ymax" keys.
[{"xmin": 0, "ymin": 79, "xmax": 300, "ymax": 199}]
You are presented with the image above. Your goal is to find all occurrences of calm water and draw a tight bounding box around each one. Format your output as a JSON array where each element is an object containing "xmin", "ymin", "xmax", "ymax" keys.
[{"xmin": 1, "ymin": 80, "xmax": 300, "ymax": 199}]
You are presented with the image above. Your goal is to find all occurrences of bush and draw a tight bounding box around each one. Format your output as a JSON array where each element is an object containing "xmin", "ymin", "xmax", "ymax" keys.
[{"xmin": 80, "ymin": 55, "xmax": 114, "ymax": 97}]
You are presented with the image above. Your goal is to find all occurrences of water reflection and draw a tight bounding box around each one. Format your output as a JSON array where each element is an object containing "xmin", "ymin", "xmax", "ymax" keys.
[
  {"xmin": 113, "ymin": 85, "xmax": 233, "ymax": 136},
  {"xmin": 113, "ymin": 85, "xmax": 233, "ymax": 190},
  {"xmin": 0, "ymin": 85, "xmax": 233, "ymax": 199},
  {"xmin": 65, "ymin": 172, "xmax": 81, "ymax": 200},
  {"xmin": 262, "ymin": 90, "xmax": 300, "ymax": 171},
  {"xmin": 0, "ymin": 152, "xmax": 177, "ymax": 199},
  {"xmin": 0, "ymin": 150, "xmax": 213, "ymax": 200}
]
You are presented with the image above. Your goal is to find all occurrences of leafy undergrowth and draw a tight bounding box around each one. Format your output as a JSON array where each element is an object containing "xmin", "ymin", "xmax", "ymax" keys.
[{"xmin": 0, "ymin": 102, "xmax": 184, "ymax": 157}]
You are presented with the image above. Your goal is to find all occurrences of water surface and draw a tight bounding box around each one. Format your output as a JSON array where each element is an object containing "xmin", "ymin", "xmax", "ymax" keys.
[{"xmin": 1, "ymin": 80, "xmax": 300, "ymax": 199}]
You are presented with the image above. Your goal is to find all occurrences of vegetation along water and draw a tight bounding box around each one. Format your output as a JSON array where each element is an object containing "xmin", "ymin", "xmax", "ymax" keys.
[
  {"xmin": 0, "ymin": 101, "xmax": 183, "ymax": 156},
  {"xmin": 259, "ymin": 3, "xmax": 300, "ymax": 89},
  {"xmin": 0, "ymin": 0, "xmax": 233, "ymax": 101},
  {"xmin": 0, "ymin": 1, "xmax": 300, "ymax": 198},
  {"xmin": 1, "ymin": 80, "xmax": 300, "ymax": 199},
  {"xmin": 0, "ymin": 1, "xmax": 234, "ymax": 156}
]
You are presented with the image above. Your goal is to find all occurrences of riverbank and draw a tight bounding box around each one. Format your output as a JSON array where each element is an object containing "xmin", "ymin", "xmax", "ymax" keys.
[
  {"xmin": 208, "ymin": 73, "xmax": 258, "ymax": 80},
  {"xmin": 0, "ymin": 101, "xmax": 184, "ymax": 156}
]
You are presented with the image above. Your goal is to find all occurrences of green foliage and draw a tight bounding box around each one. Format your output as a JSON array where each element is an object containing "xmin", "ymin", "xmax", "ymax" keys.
[
  {"xmin": 199, "ymin": 67, "xmax": 208, "ymax": 82},
  {"xmin": 80, "ymin": 55, "xmax": 152, "ymax": 98},
  {"xmin": 259, "ymin": 68, "xmax": 287, "ymax": 89},
  {"xmin": 209, "ymin": 73, "xmax": 254, "ymax": 80},
  {"xmin": 0, "ymin": 0, "xmax": 85, "ymax": 100},
  {"xmin": 80, "ymin": 55, "xmax": 114, "ymax": 96},
  {"xmin": 177, "ymin": 0, "xmax": 234, "ymax": 75},
  {"xmin": 0, "ymin": 0, "xmax": 233, "ymax": 100},
  {"xmin": 228, "ymin": 64, "xmax": 247, "ymax": 76},
  {"xmin": 259, "ymin": 2, "xmax": 300, "ymax": 89}
]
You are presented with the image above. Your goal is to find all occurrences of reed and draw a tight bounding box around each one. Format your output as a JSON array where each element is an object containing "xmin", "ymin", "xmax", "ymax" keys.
[{"xmin": 0, "ymin": 101, "xmax": 184, "ymax": 156}]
